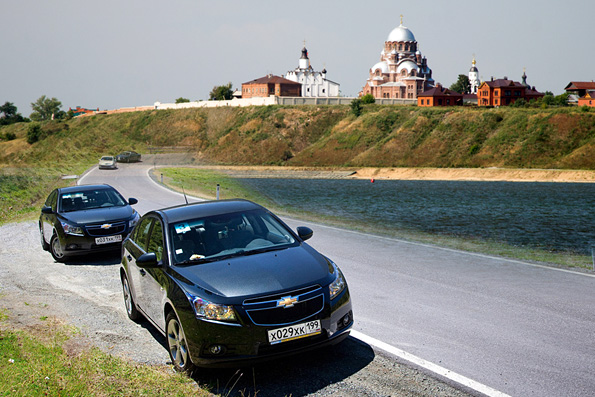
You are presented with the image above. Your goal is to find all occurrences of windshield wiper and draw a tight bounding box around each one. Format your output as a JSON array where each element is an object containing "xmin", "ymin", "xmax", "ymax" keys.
[{"xmin": 242, "ymin": 245, "xmax": 289, "ymax": 256}]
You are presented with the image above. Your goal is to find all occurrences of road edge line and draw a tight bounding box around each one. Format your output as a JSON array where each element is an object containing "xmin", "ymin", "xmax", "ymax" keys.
[{"xmin": 350, "ymin": 330, "xmax": 511, "ymax": 397}]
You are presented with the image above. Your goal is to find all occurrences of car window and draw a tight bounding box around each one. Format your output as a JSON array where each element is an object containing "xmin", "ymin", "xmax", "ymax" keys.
[
  {"xmin": 134, "ymin": 218, "xmax": 153, "ymax": 251},
  {"xmin": 147, "ymin": 220, "xmax": 164, "ymax": 262},
  {"xmin": 46, "ymin": 190, "xmax": 58, "ymax": 211},
  {"xmin": 59, "ymin": 188, "xmax": 127, "ymax": 212}
]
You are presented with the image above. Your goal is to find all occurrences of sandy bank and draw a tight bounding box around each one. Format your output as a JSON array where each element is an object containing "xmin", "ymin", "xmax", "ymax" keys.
[{"xmin": 180, "ymin": 165, "xmax": 595, "ymax": 183}]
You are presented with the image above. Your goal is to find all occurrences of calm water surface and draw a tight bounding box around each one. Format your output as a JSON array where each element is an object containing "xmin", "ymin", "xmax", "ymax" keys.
[{"xmin": 238, "ymin": 178, "xmax": 595, "ymax": 255}]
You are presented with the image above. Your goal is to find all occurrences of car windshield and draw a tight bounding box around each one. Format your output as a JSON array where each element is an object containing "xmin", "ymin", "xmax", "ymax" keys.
[
  {"xmin": 170, "ymin": 209, "xmax": 297, "ymax": 265},
  {"xmin": 101, "ymin": 156, "xmax": 114, "ymax": 161},
  {"xmin": 60, "ymin": 188, "xmax": 127, "ymax": 212}
]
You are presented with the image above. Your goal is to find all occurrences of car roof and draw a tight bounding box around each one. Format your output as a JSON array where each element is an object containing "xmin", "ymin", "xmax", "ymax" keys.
[
  {"xmin": 58, "ymin": 184, "xmax": 115, "ymax": 194},
  {"xmin": 153, "ymin": 199, "xmax": 265, "ymax": 224}
]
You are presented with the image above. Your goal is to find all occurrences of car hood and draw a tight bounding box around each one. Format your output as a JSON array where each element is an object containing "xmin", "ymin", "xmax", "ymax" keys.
[
  {"xmin": 61, "ymin": 206, "xmax": 134, "ymax": 224},
  {"xmin": 174, "ymin": 244, "xmax": 333, "ymax": 298}
]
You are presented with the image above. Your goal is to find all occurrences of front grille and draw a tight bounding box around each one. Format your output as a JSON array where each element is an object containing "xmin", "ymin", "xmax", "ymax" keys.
[
  {"xmin": 86, "ymin": 221, "xmax": 126, "ymax": 236},
  {"xmin": 243, "ymin": 286, "xmax": 325, "ymax": 327}
]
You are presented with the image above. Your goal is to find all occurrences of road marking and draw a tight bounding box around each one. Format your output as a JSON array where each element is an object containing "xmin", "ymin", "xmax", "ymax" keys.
[{"xmin": 351, "ymin": 330, "xmax": 511, "ymax": 397}]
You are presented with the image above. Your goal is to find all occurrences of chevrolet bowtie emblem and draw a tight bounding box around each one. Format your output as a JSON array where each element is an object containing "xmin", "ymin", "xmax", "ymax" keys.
[
  {"xmin": 101, "ymin": 224, "xmax": 112, "ymax": 229},
  {"xmin": 277, "ymin": 296, "xmax": 298, "ymax": 309}
]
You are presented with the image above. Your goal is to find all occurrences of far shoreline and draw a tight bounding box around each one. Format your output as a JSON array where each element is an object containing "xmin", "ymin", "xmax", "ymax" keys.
[{"xmin": 160, "ymin": 164, "xmax": 595, "ymax": 183}]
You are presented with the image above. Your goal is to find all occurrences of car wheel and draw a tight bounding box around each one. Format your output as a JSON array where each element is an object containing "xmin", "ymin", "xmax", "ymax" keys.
[
  {"xmin": 39, "ymin": 223, "xmax": 49, "ymax": 251},
  {"xmin": 121, "ymin": 274, "xmax": 141, "ymax": 322},
  {"xmin": 166, "ymin": 312, "xmax": 196, "ymax": 374},
  {"xmin": 49, "ymin": 234, "xmax": 66, "ymax": 263}
]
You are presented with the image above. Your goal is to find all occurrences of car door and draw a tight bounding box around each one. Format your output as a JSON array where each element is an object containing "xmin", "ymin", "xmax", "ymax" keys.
[
  {"xmin": 138, "ymin": 219, "xmax": 168, "ymax": 329},
  {"xmin": 41, "ymin": 189, "xmax": 58, "ymax": 243},
  {"xmin": 125, "ymin": 217, "xmax": 152, "ymax": 313}
]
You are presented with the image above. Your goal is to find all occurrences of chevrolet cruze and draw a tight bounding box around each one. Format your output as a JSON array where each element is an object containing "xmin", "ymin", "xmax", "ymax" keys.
[
  {"xmin": 120, "ymin": 199, "xmax": 352, "ymax": 373},
  {"xmin": 40, "ymin": 184, "xmax": 139, "ymax": 262}
]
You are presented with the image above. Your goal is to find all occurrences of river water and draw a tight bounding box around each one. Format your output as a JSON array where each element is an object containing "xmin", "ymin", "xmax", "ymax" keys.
[{"xmin": 237, "ymin": 178, "xmax": 595, "ymax": 255}]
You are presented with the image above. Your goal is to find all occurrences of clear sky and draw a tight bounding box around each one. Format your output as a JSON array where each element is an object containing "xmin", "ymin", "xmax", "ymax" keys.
[{"xmin": 2, "ymin": 0, "xmax": 594, "ymax": 116}]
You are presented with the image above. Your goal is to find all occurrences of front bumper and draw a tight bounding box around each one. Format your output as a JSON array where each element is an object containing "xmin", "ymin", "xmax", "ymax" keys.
[
  {"xmin": 58, "ymin": 234, "xmax": 125, "ymax": 257},
  {"xmin": 180, "ymin": 289, "xmax": 353, "ymax": 368}
]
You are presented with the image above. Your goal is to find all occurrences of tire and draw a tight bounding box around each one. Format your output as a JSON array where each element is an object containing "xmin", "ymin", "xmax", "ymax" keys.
[
  {"xmin": 166, "ymin": 312, "xmax": 196, "ymax": 374},
  {"xmin": 50, "ymin": 234, "xmax": 66, "ymax": 263},
  {"xmin": 40, "ymin": 223, "xmax": 49, "ymax": 251},
  {"xmin": 121, "ymin": 274, "xmax": 141, "ymax": 322}
]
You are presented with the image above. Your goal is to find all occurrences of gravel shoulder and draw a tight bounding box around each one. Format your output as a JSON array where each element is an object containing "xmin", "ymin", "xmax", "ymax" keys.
[{"xmin": 0, "ymin": 220, "xmax": 474, "ymax": 396}]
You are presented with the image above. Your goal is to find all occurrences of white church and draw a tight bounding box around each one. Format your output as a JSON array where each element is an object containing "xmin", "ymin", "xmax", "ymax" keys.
[{"xmin": 285, "ymin": 45, "xmax": 340, "ymax": 97}]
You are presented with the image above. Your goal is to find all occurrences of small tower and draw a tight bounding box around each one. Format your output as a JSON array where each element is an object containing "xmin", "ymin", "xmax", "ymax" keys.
[
  {"xmin": 469, "ymin": 57, "xmax": 479, "ymax": 94},
  {"xmin": 521, "ymin": 68, "xmax": 529, "ymax": 87},
  {"xmin": 299, "ymin": 43, "xmax": 310, "ymax": 70}
]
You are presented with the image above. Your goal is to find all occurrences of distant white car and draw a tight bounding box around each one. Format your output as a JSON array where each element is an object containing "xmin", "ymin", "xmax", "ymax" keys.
[{"xmin": 98, "ymin": 156, "xmax": 117, "ymax": 170}]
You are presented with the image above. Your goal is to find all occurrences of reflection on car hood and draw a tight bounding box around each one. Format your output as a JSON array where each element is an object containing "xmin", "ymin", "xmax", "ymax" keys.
[
  {"xmin": 61, "ymin": 206, "xmax": 134, "ymax": 224},
  {"xmin": 174, "ymin": 244, "xmax": 331, "ymax": 298}
]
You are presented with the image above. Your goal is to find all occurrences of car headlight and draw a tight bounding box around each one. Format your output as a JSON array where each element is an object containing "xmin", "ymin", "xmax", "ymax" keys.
[
  {"xmin": 60, "ymin": 221, "xmax": 84, "ymax": 236},
  {"xmin": 129, "ymin": 211, "xmax": 140, "ymax": 229},
  {"xmin": 329, "ymin": 264, "xmax": 346, "ymax": 300},
  {"xmin": 191, "ymin": 296, "xmax": 237, "ymax": 322}
]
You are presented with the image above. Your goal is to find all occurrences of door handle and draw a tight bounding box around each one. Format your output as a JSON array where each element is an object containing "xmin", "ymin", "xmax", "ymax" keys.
[
  {"xmin": 140, "ymin": 269, "xmax": 146, "ymax": 276},
  {"xmin": 127, "ymin": 255, "xmax": 132, "ymax": 261}
]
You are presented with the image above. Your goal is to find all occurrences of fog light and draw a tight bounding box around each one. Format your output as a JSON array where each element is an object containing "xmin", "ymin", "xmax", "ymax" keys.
[
  {"xmin": 66, "ymin": 244, "xmax": 79, "ymax": 250},
  {"xmin": 342, "ymin": 314, "xmax": 351, "ymax": 327},
  {"xmin": 338, "ymin": 312, "xmax": 352, "ymax": 330},
  {"xmin": 209, "ymin": 345, "xmax": 224, "ymax": 355}
]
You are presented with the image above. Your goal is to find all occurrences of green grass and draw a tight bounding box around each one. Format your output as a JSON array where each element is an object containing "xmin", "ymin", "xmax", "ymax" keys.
[
  {"xmin": 154, "ymin": 167, "xmax": 275, "ymax": 206},
  {"xmin": 0, "ymin": 167, "xmax": 86, "ymax": 224},
  {"xmin": 0, "ymin": 316, "xmax": 208, "ymax": 396}
]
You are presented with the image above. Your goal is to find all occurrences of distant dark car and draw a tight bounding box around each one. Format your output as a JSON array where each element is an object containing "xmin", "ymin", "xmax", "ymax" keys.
[
  {"xmin": 39, "ymin": 184, "xmax": 140, "ymax": 262},
  {"xmin": 120, "ymin": 199, "xmax": 352, "ymax": 373},
  {"xmin": 116, "ymin": 151, "xmax": 141, "ymax": 163}
]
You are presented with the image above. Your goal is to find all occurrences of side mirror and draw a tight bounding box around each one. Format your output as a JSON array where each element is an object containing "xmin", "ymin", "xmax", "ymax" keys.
[
  {"xmin": 41, "ymin": 206, "xmax": 53, "ymax": 214},
  {"xmin": 128, "ymin": 198, "xmax": 138, "ymax": 205},
  {"xmin": 137, "ymin": 252, "xmax": 159, "ymax": 268},
  {"xmin": 297, "ymin": 226, "xmax": 313, "ymax": 241}
]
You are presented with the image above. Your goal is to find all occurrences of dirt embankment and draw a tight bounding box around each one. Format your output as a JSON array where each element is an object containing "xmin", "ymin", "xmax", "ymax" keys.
[{"xmin": 175, "ymin": 163, "xmax": 595, "ymax": 183}]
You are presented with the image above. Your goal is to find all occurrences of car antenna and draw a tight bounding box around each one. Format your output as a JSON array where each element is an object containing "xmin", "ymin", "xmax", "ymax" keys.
[{"xmin": 182, "ymin": 186, "xmax": 189, "ymax": 205}]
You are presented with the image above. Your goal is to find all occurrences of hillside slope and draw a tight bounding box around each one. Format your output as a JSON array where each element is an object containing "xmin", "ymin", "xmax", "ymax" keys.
[{"xmin": 1, "ymin": 105, "xmax": 594, "ymax": 170}]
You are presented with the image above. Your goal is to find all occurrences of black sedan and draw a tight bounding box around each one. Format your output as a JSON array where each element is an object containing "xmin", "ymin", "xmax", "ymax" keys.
[
  {"xmin": 120, "ymin": 199, "xmax": 352, "ymax": 373},
  {"xmin": 116, "ymin": 151, "xmax": 141, "ymax": 163},
  {"xmin": 40, "ymin": 184, "xmax": 140, "ymax": 262}
]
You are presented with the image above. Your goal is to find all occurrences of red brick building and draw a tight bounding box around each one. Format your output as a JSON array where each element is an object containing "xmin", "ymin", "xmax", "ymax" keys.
[
  {"xmin": 417, "ymin": 84, "xmax": 463, "ymax": 107},
  {"xmin": 242, "ymin": 74, "xmax": 301, "ymax": 98},
  {"xmin": 578, "ymin": 91, "xmax": 595, "ymax": 107},
  {"xmin": 477, "ymin": 77, "xmax": 544, "ymax": 107}
]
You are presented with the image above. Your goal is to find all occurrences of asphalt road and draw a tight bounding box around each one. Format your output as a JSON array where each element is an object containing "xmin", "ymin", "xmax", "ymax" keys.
[{"xmin": 5, "ymin": 162, "xmax": 595, "ymax": 396}]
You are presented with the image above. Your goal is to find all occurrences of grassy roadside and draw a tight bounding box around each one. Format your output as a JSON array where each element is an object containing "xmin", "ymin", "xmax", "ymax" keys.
[
  {"xmin": 155, "ymin": 167, "xmax": 593, "ymax": 271},
  {"xmin": 0, "ymin": 165, "xmax": 91, "ymax": 225},
  {"xmin": 0, "ymin": 310, "xmax": 208, "ymax": 396}
]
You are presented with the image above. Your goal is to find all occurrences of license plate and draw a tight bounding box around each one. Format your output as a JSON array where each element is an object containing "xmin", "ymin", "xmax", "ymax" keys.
[
  {"xmin": 95, "ymin": 235, "xmax": 122, "ymax": 245},
  {"xmin": 268, "ymin": 320, "xmax": 321, "ymax": 345}
]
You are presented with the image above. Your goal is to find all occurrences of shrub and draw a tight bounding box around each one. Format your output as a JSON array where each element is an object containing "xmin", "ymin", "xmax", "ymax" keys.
[
  {"xmin": 26, "ymin": 123, "xmax": 42, "ymax": 144},
  {"xmin": 360, "ymin": 94, "xmax": 376, "ymax": 104}
]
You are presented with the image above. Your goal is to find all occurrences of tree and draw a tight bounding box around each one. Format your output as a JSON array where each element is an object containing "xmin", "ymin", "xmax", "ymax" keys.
[
  {"xmin": 209, "ymin": 83, "xmax": 233, "ymax": 101},
  {"xmin": 350, "ymin": 98, "xmax": 363, "ymax": 117},
  {"xmin": 0, "ymin": 101, "xmax": 25, "ymax": 125},
  {"xmin": 449, "ymin": 74, "xmax": 471, "ymax": 94},
  {"xmin": 360, "ymin": 94, "xmax": 376, "ymax": 104},
  {"xmin": 175, "ymin": 97, "xmax": 190, "ymax": 104},
  {"xmin": 30, "ymin": 95, "xmax": 63, "ymax": 121}
]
